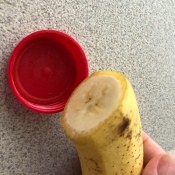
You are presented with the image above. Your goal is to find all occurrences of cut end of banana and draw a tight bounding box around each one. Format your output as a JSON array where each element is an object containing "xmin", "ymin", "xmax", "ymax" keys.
[{"xmin": 64, "ymin": 73, "xmax": 122, "ymax": 133}]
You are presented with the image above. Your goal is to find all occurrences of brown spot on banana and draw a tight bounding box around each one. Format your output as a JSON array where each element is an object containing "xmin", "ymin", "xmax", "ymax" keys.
[
  {"xmin": 135, "ymin": 130, "xmax": 141, "ymax": 140},
  {"xmin": 135, "ymin": 154, "xmax": 141, "ymax": 163},
  {"xmin": 118, "ymin": 117, "xmax": 131, "ymax": 136},
  {"xmin": 126, "ymin": 130, "xmax": 133, "ymax": 139},
  {"xmin": 88, "ymin": 158, "xmax": 102, "ymax": 174}
]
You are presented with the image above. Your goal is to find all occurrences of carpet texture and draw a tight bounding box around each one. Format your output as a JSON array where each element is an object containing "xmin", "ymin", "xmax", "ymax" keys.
[{"xmin": 0, "ymin": 0, "xmax": 175, "ymax": 174}]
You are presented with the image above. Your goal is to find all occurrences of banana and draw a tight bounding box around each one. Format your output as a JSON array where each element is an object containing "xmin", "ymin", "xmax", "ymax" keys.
[{"xmin": 61, "ymin": 71, "xmax": 143, "ymax": 175}]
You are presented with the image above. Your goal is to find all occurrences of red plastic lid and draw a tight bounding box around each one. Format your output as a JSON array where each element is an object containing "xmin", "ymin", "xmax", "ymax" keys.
[{"xmin": 8, "ymin": 30, "xmax": 88, "ymax": 113}]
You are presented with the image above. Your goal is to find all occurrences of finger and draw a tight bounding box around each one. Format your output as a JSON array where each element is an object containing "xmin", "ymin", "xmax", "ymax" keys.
[
  {"xmin": 142, "ymin": 155, "xmax": 161, "ymax": 175},
  {"xmin": 142, "ymin": 131, "xmax": 165, "ymax": 167},
  {"xmin": 157, "ymin": 154, "xmax": 175, "ymax": 174},
  {"xmin": 142, "ymin": 154, "xmax": 175, "ymax": 175}
]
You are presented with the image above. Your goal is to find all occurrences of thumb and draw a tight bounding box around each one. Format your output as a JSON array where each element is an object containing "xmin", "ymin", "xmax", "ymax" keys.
[
  {"xmin": 158, "ymin": 154, "xmax": 175, "ymax": 175},
  {"xmin": 142, "ymin": 154, "xmax": 175, "ymax": 175}
]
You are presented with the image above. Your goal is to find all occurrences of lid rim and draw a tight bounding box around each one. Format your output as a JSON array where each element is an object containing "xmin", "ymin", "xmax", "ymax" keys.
[{"xmin": 8, "ymin": 30, "xmax": 89, "ymax": 114}]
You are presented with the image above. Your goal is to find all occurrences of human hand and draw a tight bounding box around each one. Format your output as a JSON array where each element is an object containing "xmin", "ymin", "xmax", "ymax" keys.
[{"xmin": 142, "ymin": 131, "xmax": 175, "ymax": 175}]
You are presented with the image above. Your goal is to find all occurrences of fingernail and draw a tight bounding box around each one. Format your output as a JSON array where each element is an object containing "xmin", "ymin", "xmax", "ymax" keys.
[{"xmin": 157, "ymin": 154, "xmax": 175, "ymax": 175}]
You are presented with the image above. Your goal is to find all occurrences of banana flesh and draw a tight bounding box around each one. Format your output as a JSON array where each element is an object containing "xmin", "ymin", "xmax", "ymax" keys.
[{"xmin": 64, "ymin": 74, "xmax": 122, "ymax": 133}]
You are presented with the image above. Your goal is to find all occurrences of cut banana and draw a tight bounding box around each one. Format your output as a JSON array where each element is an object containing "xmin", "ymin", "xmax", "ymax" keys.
[
  {"xmin": 65, "ymin": 75, "xmax": 122, "ymax": 133},
  {"xmin": 61, "ymin": 71, "xmax": 143, "ymax": 175}
]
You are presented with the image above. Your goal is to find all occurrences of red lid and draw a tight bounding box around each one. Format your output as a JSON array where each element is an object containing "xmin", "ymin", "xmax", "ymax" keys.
[{"xmin": 8, "ymin": 30, "xmax": 88, "ymax": 113}]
